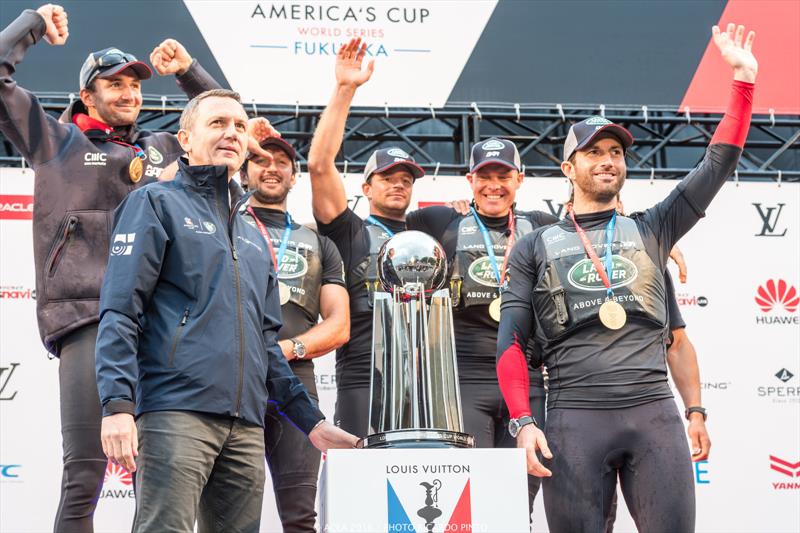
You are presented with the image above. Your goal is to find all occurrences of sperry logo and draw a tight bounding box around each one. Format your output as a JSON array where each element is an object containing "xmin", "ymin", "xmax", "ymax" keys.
[
  {"xmin": 110, "ymin": 233, "xmax": 135, "ymax": 256},
  {"xmin": 84, "ymin": 152, "xmax": 107, "ymax": 166},
  {"xmin": 753, "ymin": 203, "xmax": 787, "ymax": 237}
]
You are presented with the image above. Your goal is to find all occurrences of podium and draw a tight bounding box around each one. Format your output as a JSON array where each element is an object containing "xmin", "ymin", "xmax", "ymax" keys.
[{"xmin": 320, "ymin": 448, "xmax": 530, "ymax": 533}]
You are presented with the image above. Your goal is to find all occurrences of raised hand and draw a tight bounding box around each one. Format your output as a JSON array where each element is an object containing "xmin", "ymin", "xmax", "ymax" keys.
[
  {"xmin": 712, "ymin": 23, "xmax": 757, "ymax": 83},
  {"xmin": 150, "ymin": 39, "xmax": 193, "ymax": 76},
  {"xmin": 36, "ymin": 4, "xmax": 68, "ymax": 45},
  {"xmin": 246, "ymin": 117, "xmax": 280, "ymax": 162},
  {"xmin": 335, "ymin": 37, "xmax": 375, "ymax": 88}
]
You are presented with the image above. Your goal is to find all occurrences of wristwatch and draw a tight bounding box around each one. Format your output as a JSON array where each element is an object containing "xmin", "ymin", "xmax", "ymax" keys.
[
  {"xmin": 684, "ymin": 406, "xmax": 707, "ymax": 421},
  {"xmin": 290, "ymin": 338, "xmax": 307, "ymax": 359},
  {"xmin": 508, "ymin": 415, "xmax": 538, "ymax": 438}
]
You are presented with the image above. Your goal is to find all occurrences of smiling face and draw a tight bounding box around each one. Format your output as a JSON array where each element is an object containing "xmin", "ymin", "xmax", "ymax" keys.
[
  {"xmin": 363, "ymin": 167, "xmax": 415, "ymax": 220},
  {"xmin": 246, "ymin": 146, "xmax": 296, "ymax": 207},
  {"xmin": 563, "ymin": 136, "xmax": 627, "ymax": 205},
  {"xmin": 467, "ymin": 163, "xmax": 523, "ymax": 217},
  {"xmin": 177, "ymin": 95, "xmax": 248, "ymax": 177},
  {"xmin": 79, "ymin": 71, "xmax": 143, "ymax": 126}
]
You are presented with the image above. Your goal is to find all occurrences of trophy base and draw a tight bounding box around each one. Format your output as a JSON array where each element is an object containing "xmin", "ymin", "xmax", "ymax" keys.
[{"xmin": 359, "ymin": 429, "xmax": 475, "ymax": 449}]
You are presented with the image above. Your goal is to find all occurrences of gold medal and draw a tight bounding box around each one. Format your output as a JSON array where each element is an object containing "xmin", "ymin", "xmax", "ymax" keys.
[
  {"xmin": 278, "ymin": 281, "xmax": 291, "ymax": 305},
  {"xmin": 489, "ymin": 297, "xmax": 502, "ymax": 322},
  {"xmin": 599, "ymin": 300, "xmax": 626, "ymax": 330},
  {"xmin": 129, "ymin": 157, "xmax": 143, "ymax": 183}
]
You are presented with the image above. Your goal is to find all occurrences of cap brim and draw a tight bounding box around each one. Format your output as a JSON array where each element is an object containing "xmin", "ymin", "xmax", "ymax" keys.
[
  {"xmin": 372, "ymin": 161, "xmax": 425, "ymax": 180},
  {"xmin": 252, "ymin": 137, "xmax": 297, "ymax": 161},
  {"xmin": 470, "ymin": 158, "xmax": 519, "ymax": 173},
  {"xmin": 98, "ymin": 61, "xmax": 153, "ymax": 81},
  {"xmin": 575, "ymin": 124, "xmax": 634, "ymax": 152}
]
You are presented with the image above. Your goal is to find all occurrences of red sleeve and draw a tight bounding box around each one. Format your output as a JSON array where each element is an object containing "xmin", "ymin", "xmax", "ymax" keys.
[
  {"xmin": 710, "ymin": 80, "xmax": 754, "ymax": 148},
  {"xmin": 497, "ymin": 328, "xmax": 532, "ymax": 419}
]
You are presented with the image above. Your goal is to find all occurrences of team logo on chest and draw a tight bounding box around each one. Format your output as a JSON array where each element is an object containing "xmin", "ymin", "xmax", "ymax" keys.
[
  {"xmin": 567, "ymin": 255, "xmax": 638, "ymax": 291},
  {"xmin": 467, "ymin": 256, "xmax": 501, "ymax": 287},
  {"xmin": 277, "ymin": 249, "xmax": 309, "ymax": 279}
]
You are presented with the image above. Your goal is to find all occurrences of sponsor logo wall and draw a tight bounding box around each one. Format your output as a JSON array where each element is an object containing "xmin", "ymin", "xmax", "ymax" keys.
[{"xmin": 1, "ymin": 166, "xmax": 798, "ymax": 532}]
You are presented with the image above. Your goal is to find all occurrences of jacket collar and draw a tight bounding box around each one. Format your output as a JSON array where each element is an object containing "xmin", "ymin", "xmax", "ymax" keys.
[
  {"xmin": 63, "ymin": 100, "xmax": 140, "ymax": 142},
  {"xmin": 176, "ymin": 157, "xmax": 243, "ymax": 205}
]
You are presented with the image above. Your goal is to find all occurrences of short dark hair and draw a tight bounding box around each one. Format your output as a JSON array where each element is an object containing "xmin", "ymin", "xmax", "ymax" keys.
[{"xmin": 180, "ymin": 89, "xmax": 241, "ymax": 131}]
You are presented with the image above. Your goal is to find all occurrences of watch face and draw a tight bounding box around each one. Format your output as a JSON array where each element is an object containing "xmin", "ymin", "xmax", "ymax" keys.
[
  {"xmin": 509, "ymin": 419, "xmax": 519, "ymax": 437},
  {"xmin": 294, "ymin": 342, "xmax": 306, "ymax": 357}
]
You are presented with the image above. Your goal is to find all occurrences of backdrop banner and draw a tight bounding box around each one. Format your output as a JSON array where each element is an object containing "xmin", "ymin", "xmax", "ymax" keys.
[{"xmin": 1, "ymin": 166, "xmax": 798, "ymax": 532}]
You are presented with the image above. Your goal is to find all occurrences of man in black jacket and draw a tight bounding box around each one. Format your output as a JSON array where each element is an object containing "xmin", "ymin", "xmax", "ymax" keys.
[
  {"xmin": 96, "ymin": 89, "xmax": 357, "ymax": 533},
  {"xmin": 0, "ymin": 5, "xmax": 221, "ymax": 531}
]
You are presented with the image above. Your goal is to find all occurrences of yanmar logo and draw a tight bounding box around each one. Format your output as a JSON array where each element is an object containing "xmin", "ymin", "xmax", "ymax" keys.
[
  {"xmin": 755, "ymin": 280, "xmax": 799, "ymax": 325},
  {"xmin": 0, "ymin": 195, "xmax": 34, "ymax": 220},
  {"xmin": 769, "ymin": 455, "xmax": 800, "ymax": 490},
  {"xmin": 101, "ymin": 461, "xmax": 134, "ymax": 499}
]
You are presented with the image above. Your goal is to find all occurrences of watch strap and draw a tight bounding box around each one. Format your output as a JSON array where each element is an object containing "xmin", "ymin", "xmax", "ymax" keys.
[{"xmin": 685, "ymin": 406, "xmax": 707, "ymax": 421}]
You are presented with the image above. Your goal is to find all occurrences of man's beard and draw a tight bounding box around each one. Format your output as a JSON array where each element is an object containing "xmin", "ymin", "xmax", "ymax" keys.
[{"xmin": 253, "ymin": 187, "xmax": 289, "ymax": 205}]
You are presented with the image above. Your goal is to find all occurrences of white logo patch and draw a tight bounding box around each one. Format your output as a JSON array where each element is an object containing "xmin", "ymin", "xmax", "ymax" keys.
[
  {"xmin": 84, "ymin": 152, "xmax": 107, "ymax": 166},
  {"xmin": 459, "ymin": 225, "xmax": 478, "ymax": 235},
  {"xmin": 146, "ymin": 146, "xmax": 164, "ymax": 164},
  {"xmin": 110, "ymin": 233, "xmax": 135, "ymax": 256},
  {"xmin": 481, "ymin": 140, "xmax": 505, "ymax": 151},
  {"xmin": 202, "ymin": 221, "xmax": 216, "ymax": 234},
  {"xmin": 387, "ymin": 148, "xmax": 410, "ymax": 158},
  {"xmin": 586, "ymin": 117, "xmax": 612, "ymax": 126}
]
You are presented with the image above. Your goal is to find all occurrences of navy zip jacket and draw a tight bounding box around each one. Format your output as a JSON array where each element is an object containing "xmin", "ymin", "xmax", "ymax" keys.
[{"xmin": 95, "ymin": 160, "xmax": 324, "ymax": 432}]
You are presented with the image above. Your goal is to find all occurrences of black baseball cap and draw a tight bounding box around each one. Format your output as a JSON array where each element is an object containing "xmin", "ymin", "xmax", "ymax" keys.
[
  {"xmin": 248, "ymin": 137, "xmax": 297, "ymax": 162},
  {"xmin": 79, "ymin": 47, "xmax": 152, "ymax": 90},
  {"xmin": 469, "ymin": 137, "xmax": 521, "ymax": 173},
  {"xmin": 363, "ymin": 148, "xmax": 425, "ymax": 181},
  {"xmin": 563, "ymin": 116, "xmax": 634, "ymax": 161}
]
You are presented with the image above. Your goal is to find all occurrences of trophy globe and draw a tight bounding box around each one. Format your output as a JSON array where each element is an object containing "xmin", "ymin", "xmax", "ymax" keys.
[{"xmin": 377, "ymin": 231, "xmax": 448, "ymax": 296}]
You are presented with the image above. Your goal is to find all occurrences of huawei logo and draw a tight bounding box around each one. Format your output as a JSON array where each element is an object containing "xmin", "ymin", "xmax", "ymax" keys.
[
  {"xmin": 755, "ymin": 280, "xmax": 799, "ymax": 313},
  {"xmin": 104, "ymin": 461, "xmax": 133, "ymax": 486}
]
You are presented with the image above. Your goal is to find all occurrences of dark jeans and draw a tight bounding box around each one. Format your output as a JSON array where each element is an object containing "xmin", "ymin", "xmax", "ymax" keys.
[
  {"xmin": 54, "ymin": 323, "xmax": 107, "ymax": 533},
  {"xmin": 542, "ymin": 399, "xmax": 695, "ymax": 533},
  {"xmin": 133, "ymin": 411, "xmax": 266, "ymax": 533},
  {"xmin": 264, "ymin": 362, "xmax": 320, "ymax": 532},
  {"xmin": 460, "ymin": 381, "xmax": 546, "ymax": 518}
]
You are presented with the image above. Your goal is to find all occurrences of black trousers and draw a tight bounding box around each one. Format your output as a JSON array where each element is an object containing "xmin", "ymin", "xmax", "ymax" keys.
[
  {"xmin": 54, "ymin": 323, "xmax": 107, "ymax": 533},
  {"xmin": 264, "ymin": 363, "xmax": 321, "ymax": 532}
]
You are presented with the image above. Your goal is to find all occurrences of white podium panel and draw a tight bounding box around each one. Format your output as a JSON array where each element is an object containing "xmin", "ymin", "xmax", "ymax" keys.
[{"xmin": 320, "ymin": 448, "xmax": 529, "ymax": 533}]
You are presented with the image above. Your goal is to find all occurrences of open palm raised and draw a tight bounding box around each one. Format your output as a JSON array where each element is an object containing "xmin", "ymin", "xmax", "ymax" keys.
[
  {"xmin": 712, "ymin": 23, "xmax": 758, "ymax": 83},
  {"xmin": 335, "ymin": 37, "xmax": 375, "ymax": 88}
]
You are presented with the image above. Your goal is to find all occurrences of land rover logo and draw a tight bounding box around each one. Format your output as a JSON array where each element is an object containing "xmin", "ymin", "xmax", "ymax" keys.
[
  {"xmin": 468, "ymin": 256, "xmax": 500, "ymax": 287},
  {"xmin": 147, "ymin": 146, "xmax": 164, "ymax": 165},
  {"xmin": 387, "ymin": 148, "xmax": 410, "ymax": 159},
  {"xmin": 481, "ymin": 139, "xmax": 505, "ymax": 151},
  {"xmin": 277, "ymin": 249, "xmax": 308, "ymax": 279},
  {"xmin": 567, "ymin": 255, "xmax": 638, "ymax": 291},
  {"xmin": 586, "ymin": 117, "xmax": 612, "ymax": 126}
]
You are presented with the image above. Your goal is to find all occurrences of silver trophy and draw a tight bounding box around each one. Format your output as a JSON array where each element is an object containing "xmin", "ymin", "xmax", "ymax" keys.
[{"xmin": 360, "ymin": 231, "xmax": 474, "ymax": 448}]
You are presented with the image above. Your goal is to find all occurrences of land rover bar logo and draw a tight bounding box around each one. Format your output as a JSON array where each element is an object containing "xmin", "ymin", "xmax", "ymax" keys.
[{"xmin": 568, "ymin": 255, "xmax": 638, "ymax": 291}]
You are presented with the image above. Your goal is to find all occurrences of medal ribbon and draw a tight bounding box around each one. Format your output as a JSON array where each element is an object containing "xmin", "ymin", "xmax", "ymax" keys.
[
  {"xmin": 568, "ymin": 208, "xmax": 617, "ymax": 299},
  {"xmin": 246, "ymin": 207, "xmax": 293, "ymax": 272},
  {"xmin": 470, "ymin": 206, "xmax": 516, "ymax": 290},
  {"xmin": 367, "ymin": 215, "xmax": 395, "ymax": 238}
]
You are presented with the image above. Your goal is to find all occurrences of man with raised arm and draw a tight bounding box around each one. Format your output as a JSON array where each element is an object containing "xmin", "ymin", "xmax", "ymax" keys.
[
  {"xmin": 0, "ymin": 5, "xmax": 223, "ymax": 530},
  {"xmin": 496, "ymin": 23, "xmax": 756, "ymax": 532},
  {"xmin": 239, "ymin": 137, "xmax": 350, "ymax": 531},
  {"xmin": 307, "ymin": 38, "xmax": 425, "ymax": 437}
]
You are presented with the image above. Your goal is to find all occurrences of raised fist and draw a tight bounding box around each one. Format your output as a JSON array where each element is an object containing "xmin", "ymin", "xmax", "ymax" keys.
[
  {"xmin": 150, "ymin": 39, "xmax": 193, "ymax": 76},
  {"xmin": 36, "ymin": 4, "xmax": 68, "ymax": 45}
]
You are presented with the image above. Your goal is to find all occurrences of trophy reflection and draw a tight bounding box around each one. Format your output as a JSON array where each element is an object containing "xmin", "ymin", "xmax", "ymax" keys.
[{"xmin": 360, "ymin": 231, "xmax": 474, "ymax": 448}]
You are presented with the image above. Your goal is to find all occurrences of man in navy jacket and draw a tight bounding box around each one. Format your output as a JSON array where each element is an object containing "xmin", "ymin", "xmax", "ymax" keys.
[{"xmin": 95, "ymin": 89, "xmax": 357, "ymax": 532}]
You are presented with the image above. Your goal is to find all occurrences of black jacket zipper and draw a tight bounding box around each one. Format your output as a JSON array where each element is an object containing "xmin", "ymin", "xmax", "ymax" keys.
[
  {"xmin": 47, "ymin": 215, "xmax": 78, "ymax": 277},
  {"xmin": 168, "ymin": 308, "xmax": 190, "ymax": 366}
]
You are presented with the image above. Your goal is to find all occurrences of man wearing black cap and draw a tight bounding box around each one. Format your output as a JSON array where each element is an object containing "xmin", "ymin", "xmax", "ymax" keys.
[
  {"xmin": 0, "ymin": 5, "xmax": 221, "ymax": 530},
  {"xmin": 496, "ymin": 23, "xmax": 756, "ymax": 531},
  {"xmin": 406, "ymin": 137, "xmax": 557, "ymax": 516},
  {"xmin": 239, "ymin": 137, "xmax": 350, "ymax": 531},
  {"xmin": 307, "ymin": 38, "xmax": 425, "ymax": 438}
]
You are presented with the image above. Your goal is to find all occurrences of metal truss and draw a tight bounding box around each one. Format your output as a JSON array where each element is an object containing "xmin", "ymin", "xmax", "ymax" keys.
[{"xmin": 2, "ymin": 93, "xmax": 798, "ymax": 183}]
